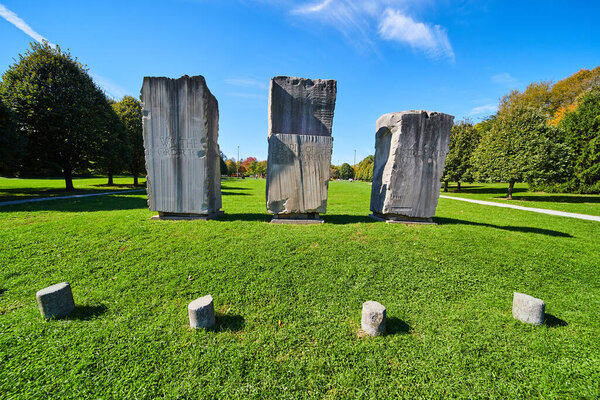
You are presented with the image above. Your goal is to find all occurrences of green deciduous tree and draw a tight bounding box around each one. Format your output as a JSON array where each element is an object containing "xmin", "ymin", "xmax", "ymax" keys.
[
  {"xmin": 112, "ymin": 96, "xmax": 145, "ymax": 185},
  {"xmin": 0, "ymin": 42, "xmax": 110, "ymax": 190},
  {"xmin": 93, "ymin": 99, "xmax": 130, "ymax": 185},
  {"xmin": 472, "ymin": 105, "xmax": 573, "ymax": 199},
  {"xmin": 441, "ymin": 120, "xmax": 480, "ymax": 191},
  {"xmin": 0, "ymin": 97, "xmax": 22, "ymax": 176},
  {"xmin": 355, "ymin": 155, "xmax": 374, "ymax": 181},
  {"xmin": 339, "ymin": 163, "xmax": 354, "ymax": 180},
  {"xmin": 559, "ymin": 87, "xmax": 600, "ymax": 191}
]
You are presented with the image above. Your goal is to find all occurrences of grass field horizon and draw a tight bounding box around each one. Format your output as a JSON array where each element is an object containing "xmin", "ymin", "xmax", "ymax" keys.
[{"xmin": 1, "ymin": 177, "xmax": 599, "ymax": 398}]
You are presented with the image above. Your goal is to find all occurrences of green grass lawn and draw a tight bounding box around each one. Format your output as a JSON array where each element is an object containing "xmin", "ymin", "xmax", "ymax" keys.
[
  {"xmin": 0, "ymin": 175, "xmax": 146, "ymax": 203},
  {"xmin": 442, "ymin": 182, "xmax": 600, "ymax": 216},
  {"xmin": 1, "ymin": 178, "xmax": 599, "ymax": 398}
]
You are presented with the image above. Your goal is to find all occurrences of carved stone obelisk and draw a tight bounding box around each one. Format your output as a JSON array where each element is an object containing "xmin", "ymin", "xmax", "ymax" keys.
[
  {"xmin": 266, "ymin": 76, "xmax": 337, "ymax": 224},
  {"xmin": 141, "ymin": 75, "xmax": 223, "ymax": 220},
  {"xmin": 370, "ymin": 110, "xmax": 454, "ymax": 223}
]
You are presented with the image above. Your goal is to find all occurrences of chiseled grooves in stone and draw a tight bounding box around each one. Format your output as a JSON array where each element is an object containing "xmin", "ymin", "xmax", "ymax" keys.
[
  {"xmin": 141, "ymin": 75, "xmax": 222, "ymax": 216},
  {"xmin": 266, "ymin": 76, "xmax": 337, "ymax": 216},
  {"xmin": 370, "ymin": 110, "xmax": 454, "ymax": 220},
  {"xmin": 268, "ymin": 76, "xmax": 337, "ymax": 138},
  {"xmin": 266, "ymin": 134, "xmax": 333, "ymax": 214}
]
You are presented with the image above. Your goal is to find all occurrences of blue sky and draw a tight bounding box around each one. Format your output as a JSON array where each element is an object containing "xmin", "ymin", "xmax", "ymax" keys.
[{"xmin": 1, "ymin": 1, "xmax": 598, "ymax": 164}]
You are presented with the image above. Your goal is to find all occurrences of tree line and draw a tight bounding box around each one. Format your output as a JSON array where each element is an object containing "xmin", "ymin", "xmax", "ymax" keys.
[
  {"xmin": 0, "ymin": 42, "xmax": 144, "ymax": 190},
  {"xmin": 351, "ymin": 67, "xmax": 600, "ymax": 198}
]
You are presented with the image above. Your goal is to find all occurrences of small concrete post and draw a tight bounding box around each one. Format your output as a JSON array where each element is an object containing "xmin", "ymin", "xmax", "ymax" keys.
[
  {"xmin": 36, "ymin": 282, "xmax": 75, "ymax": 319},
  {"xmin": 512, "ymin": 292, "xmax": 545, "ymax": 325},
  {"xmin": 361, "ymin": 301, "xmax": 386, "ymax": 336},
  {"xmin": 188, "ymin": 294, "xmax": 216, "ymax": 329}
]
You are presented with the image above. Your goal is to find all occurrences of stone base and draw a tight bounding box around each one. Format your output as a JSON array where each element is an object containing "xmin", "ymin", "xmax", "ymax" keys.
[
  {"xmin": 369, "ymin": 213, "xmax": 436, "ymax": 225},
  {"xmin": 270, "ymin": 213, "xmax": 324, "ymax": 224},
  {"xmin": 151, "ymin": 211, "xmax": 224, "ymax": 221}
]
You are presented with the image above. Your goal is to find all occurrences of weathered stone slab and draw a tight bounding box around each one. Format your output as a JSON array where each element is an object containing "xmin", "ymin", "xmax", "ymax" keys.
[
  {"xmin": 36, "ymin": 282, "xmax": 75, "ymax": 319},
  {"xmin": 361, "ymin": 301, "xmax": 386, "ymax": 337},
  {"xmin": 188, "ymin": 294, "xmax": 216, "ymax": 329},
  {"xmin": 268, "ymin": 76, "xmax": 337, "ymax": 137},
  {"xmin": 266, "ymin": 134, "xmax": 333, "ymax": 214},
  {"xmin": 370, "ymin": 110, "xmax": 454, "ymax": 221},
  {"xmin": 141, "ymin": 75, "xmax": 222, "ymax": 218},
  {"xmin": 513, "ymin": 292, "xmax": 545, "ymax": 326}
]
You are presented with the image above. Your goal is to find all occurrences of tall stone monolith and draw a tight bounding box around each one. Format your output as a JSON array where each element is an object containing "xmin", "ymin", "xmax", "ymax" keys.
[
  {"xmin": 141, "ymin": 75, "xmax": 222, "ymax": 220},
  {"xmin": 266, "ymin": 76, "xmax": 337, "ymax": 224},
  {"xmin": 370, "ymin": 110, "xmax": 454, "ymax": 223}
]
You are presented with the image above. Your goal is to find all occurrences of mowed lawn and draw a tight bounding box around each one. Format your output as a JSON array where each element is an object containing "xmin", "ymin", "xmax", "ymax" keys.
[{"xmin": 0, "ymin": 177, "xmax": 599, "ymax": 398}]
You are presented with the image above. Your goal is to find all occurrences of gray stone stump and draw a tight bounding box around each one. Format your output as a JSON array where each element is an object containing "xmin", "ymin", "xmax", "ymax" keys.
[
  {"xmin": 370, "ymin": 110, "xmax": 454, "ymax": 223},
  {"xmin": 36, "ymin": 282, "xmax": 75, "ymax": 319},
  {"xmin": 513, "ymin": 292, "xmax": 545, "ymax": 325},
  {"xmin": 266, "ymin": 76, "xmax": 336, "ymax": 223},
  {"xmin": 188, "ymin": 294, "xmax": 216, "ymax": 329},
  {"xmin": 141, "ymin": 75, "xmax": 223, "ymax": 219},
  {"xmin": 361, "ymin": 301, "xmax": 386, "ymax": 336}
]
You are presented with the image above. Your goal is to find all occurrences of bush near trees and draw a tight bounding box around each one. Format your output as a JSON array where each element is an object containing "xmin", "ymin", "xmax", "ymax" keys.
[
  {"xmin": 112, "ymin": 96, "xmax": 145, "ymax": 185},
  {"xmin": 442, "ymin": 120, "xmax": 480, "ymax": 191},
  {"xmin": 0, "ymin": 42, "xmax": 114, "ymax": 190}
]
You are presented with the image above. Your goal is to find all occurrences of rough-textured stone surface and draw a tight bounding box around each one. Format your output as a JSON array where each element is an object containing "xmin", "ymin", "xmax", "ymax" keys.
[
  {"xmin": 141, "ymin": 75, "xmax": 222, "ymax": 217},
  {"xmin": 370, "ymin": 110, "xmax": 454, "ymax": 221},
  {"xmin": 266, "ymin": 134, "xmax": 333, "ymax": 214},
  {"xmin": 266, "ymin": 76, "xmax": 336, "ymax": 217},
  {"xmin": 513, "ymin": 292, "xmax": 545, "ymax": 325},
  {"xmin": 36, "ymin": 282, "xmax": 75, "ymax": 319},
  {"xmin": 268, "ymin": 76, "xmax": 337, "ymax": 137},
  {"xmin": 188, "ymin": 294, "xmax": 216, "ymax": 329},
  {"xmin": 361, "ymin": 301, "xmax": 386, "ymax": 337}
]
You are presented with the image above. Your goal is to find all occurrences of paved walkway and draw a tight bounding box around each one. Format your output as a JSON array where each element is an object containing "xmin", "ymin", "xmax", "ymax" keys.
[
  {"xmin": 0, "ymin": 189, "xmax": 146, "ymax": 207},
  {"xmin": 439, "ymin": 195, "xmax": 600, "ymax": 222}
]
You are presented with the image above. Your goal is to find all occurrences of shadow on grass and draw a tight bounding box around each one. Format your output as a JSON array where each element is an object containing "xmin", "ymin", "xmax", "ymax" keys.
[
  {"xmin": 0, "ymin": 187, "xmax": 140, "ymax": 203},
  {"xmin": 0, "ymin": 193, "xmax": 148, "ymax": 213},
  {"xmin": 67, "ymin": 304, "xmax": 108, "ymax": 321},
  {"xmin": 0, "ymin": 288, "xmax": 5, "ymax": 296},
  {"xmin": 434, "ymin": 217, "xmax": 573, "ymax": 238},
  {"xmin": 324, "ymin": 215, "xmax": 378, "ymax": 224},
  {"xmin": 214, "ymin": 314, "xmax": 245, "ymax": 332},
  {"xmin": 499, "ymin": 195, "xmax": 600, "ymax": 204},
  {"xmin": 386, "ymin": 317, "xmax": 411, "ymax": 335},
  {"xmin": 221, "ymin": 186, "xmax": 252, "ymax": 191},
  {"xmin": 222, "ymin": 191, "xmax": 251, "ymax": 196},
  {"xmin": 446, "ymin": 186, "xmax": 528, "ymax": 196},
  {"xmin": 545, "ymin": 313, "xmax": 568, "ymax": 327},
  {"xmin": 221, "ymin": 213, "xmax": 271, "ymax": 222},
  {"xmin": 93, "ymin": 183, "xmax": 146, "ymax": 189}
]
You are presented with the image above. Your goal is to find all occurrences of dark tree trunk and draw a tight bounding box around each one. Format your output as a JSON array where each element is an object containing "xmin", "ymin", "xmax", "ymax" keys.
[
  {"xmin": 507, "ymin": 181, "xmax": 515, "ymax": 200},
  {"xmin": 133, "ymin": 174, "xmax": 139, "ymax": 186},
  {"xmin": 443, "ymin": 181, "xmax": 448, "ymax": 192},
  {"xmin": 63, "ymin": 168, "xmax": 74, "ymax": 191},
  {"xmin": 457, "ymin": 181, "xmax": 461, "ymax": 191},
  {"xmin": 107, "ymin": 173, "xmax": 114, "ymax": 186}
]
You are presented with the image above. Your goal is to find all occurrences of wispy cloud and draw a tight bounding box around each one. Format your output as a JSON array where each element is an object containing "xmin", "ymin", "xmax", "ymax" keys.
[
  {"xmin": 469, "ymin": 103, "xmax": 497, "ymax": 116},
  {"xmin": 0, "ymin": 3, "xmax": 55, "ymax": 47},
  {"xmin": 287, "ymin": 0, "xmax": 453, "ymax": 60},
  {"xmin": 225, "ymin": 77, "xmax": 269, "ymax": 90},
  {"xmin": 90, "ymin": 72, "xmax": 130, "ymax": 100},
  {"xmin": 492, "ymin": 72, "xmax": 519, "ymax": 88},
  {"xmin": 378, "ymin": 8, "xmax": 454, "ymax": 61}
]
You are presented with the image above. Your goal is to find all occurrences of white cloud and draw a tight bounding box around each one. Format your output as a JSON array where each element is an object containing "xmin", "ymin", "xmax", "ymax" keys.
[
  {"xmin": 0, "ymin": 3, "xmax": 55, "ymax": 47},
  {"xmin": 492, "ymin": 72, "xmax": 519, "ymax": 88},
  {"xmin": 469, "ymin": 103, "xmax": 497, "ymax": 116},
  {"xmin": 288, "ymin": 0, "xmax": 453, "ymax": 60},
  {"xmin": 378, "ymin": 8, "xmax": 454, "ymax": 61}
]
